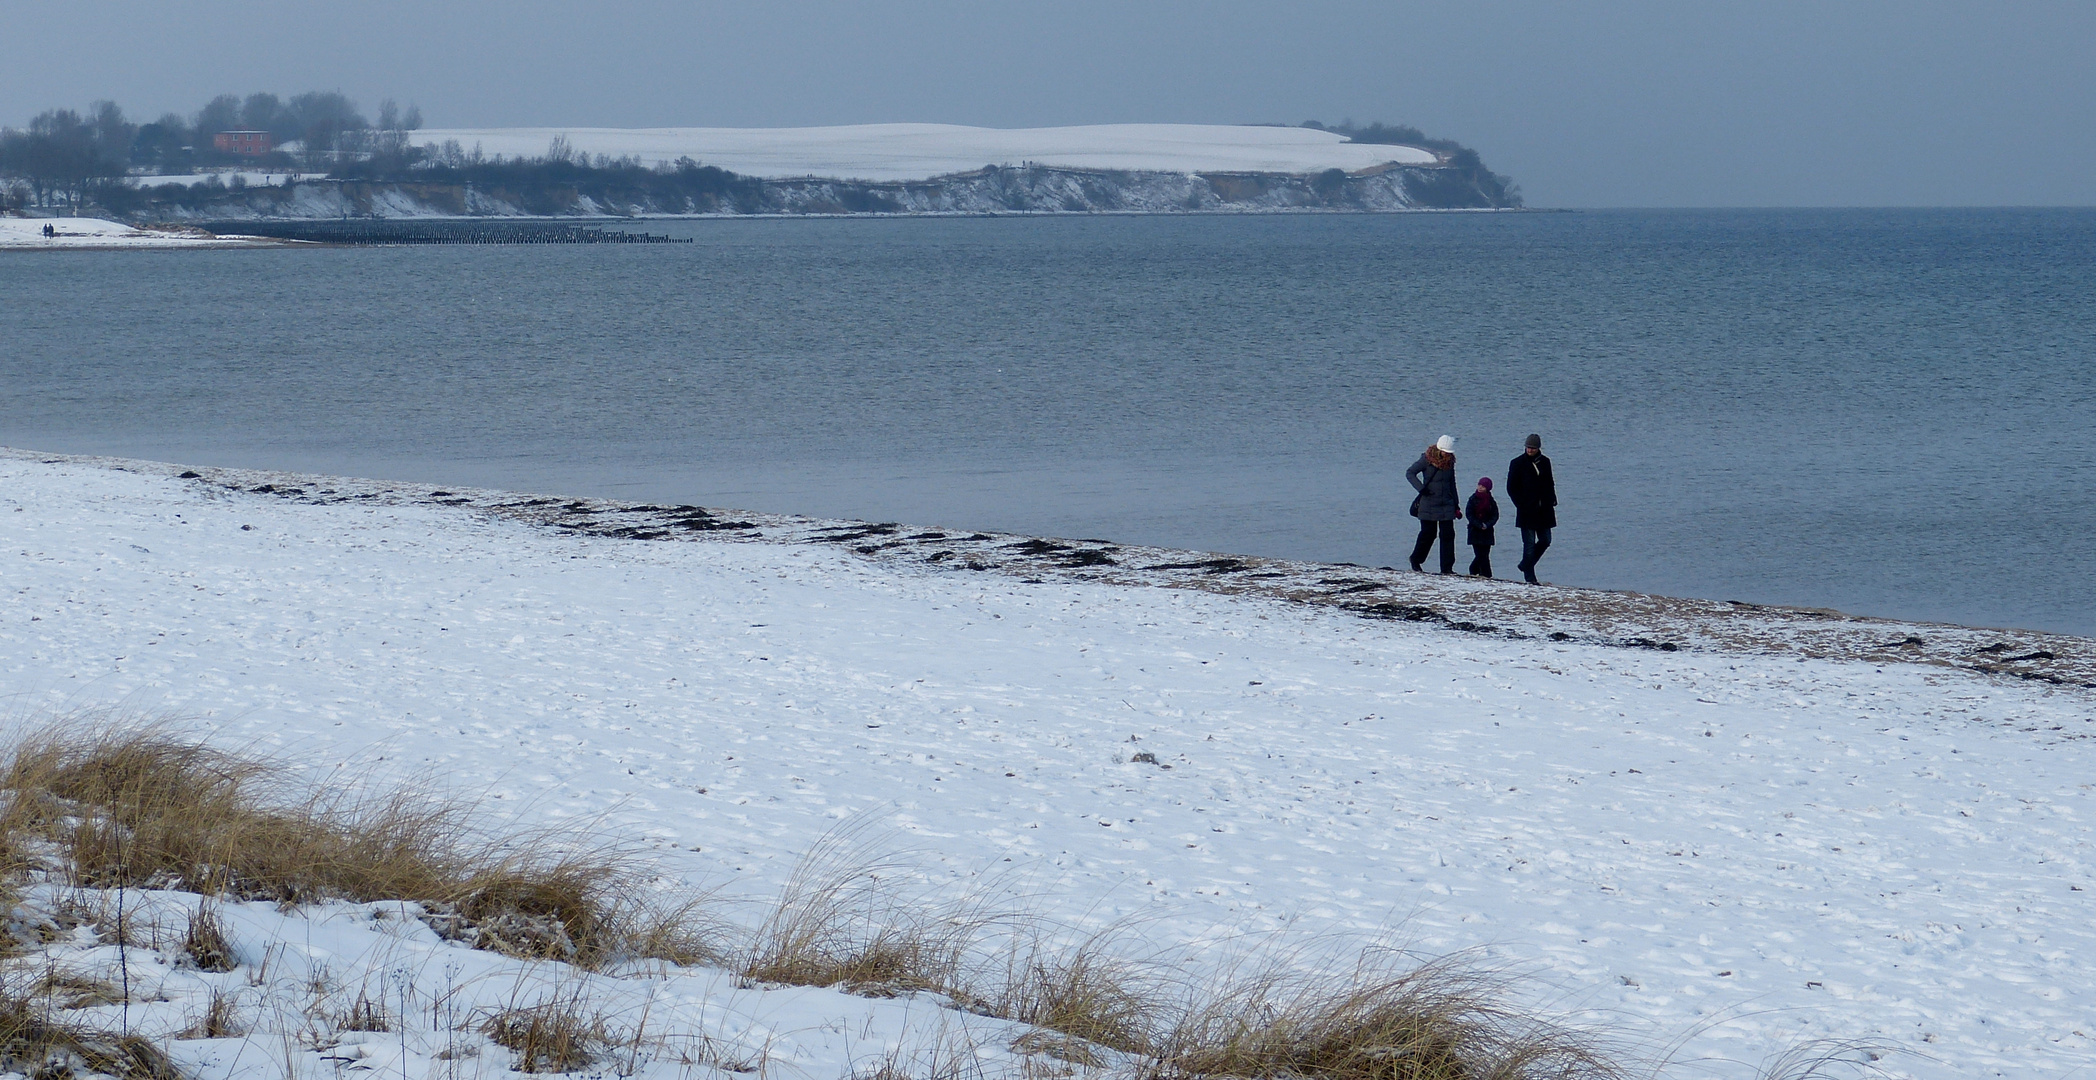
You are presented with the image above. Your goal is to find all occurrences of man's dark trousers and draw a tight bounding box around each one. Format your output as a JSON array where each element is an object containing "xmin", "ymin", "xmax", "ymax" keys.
[{"xmin": 1519, "ymin": 526, "xmax": 1552, "ymax": 579}]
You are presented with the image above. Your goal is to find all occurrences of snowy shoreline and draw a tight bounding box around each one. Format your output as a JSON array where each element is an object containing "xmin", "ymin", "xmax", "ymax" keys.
[
  {"xmin": 0, "ymin": 216, "xmax": 284, "ymax": 250},
  {"xmin": 22, "ymin": 448, "xmax": 2087, "ymax": 687},
  {"xmin": 4, "ymin": 447, "xmax": 2092, "ymax": 1079}
]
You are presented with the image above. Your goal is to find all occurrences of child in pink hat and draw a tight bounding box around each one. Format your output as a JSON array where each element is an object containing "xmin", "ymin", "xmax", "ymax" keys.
[{"xmin": 1465, "ymin": 477, "xmax": 1500, "ymax": 577}]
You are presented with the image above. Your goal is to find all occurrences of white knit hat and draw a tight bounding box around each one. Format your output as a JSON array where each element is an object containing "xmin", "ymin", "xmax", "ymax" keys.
[{"xmin": 1435, "ymin": 435, "xmax": 1456, "ymax": 453}]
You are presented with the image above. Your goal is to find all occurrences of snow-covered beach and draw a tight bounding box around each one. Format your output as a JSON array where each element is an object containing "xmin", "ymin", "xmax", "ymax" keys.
[
  {"xmin": 2, "ymin": 447, "xmax": 2090, "ymax": 1079},
  {"xmin": 0, "ymin": 217, "xmax": 278, "ymax": 250}
]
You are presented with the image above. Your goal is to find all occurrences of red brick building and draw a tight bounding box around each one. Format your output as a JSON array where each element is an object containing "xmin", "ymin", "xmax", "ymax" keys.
[{"xmin": 213, "ymin": 130, "xmax": 274, "ymax": 156}]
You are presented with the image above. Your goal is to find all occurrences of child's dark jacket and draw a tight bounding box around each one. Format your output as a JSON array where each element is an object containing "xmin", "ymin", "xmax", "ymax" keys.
[{"xmin": 1466, "ymin": 490, "xmax": 1500, "ymax": 547}]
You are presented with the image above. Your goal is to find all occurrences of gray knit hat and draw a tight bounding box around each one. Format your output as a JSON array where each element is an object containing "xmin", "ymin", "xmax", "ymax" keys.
[{"xmin": 1525, "ymin": 433, "xmax": 1542, "ymax": 449}]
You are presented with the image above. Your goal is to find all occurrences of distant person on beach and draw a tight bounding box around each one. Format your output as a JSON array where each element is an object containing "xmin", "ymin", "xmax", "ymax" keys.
[
  {"xmin": 1406, "ymin": 435, "xmax": 1461, "ymax": 574},
  {"xmin": 1466, "ymin": 477, "xmax": 1499, "ymax": 577},
  {"xmin": 1507, "ymin": 433, "xmax": 1557, "ymax": 585}
]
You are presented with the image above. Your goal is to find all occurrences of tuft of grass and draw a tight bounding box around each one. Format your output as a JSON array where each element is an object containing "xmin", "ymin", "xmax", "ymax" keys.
[
  {"xmin": 182, "ymin": 903, "xmax": 236, "ymax": 972},
  {"xmin": 33, "ymin": 969, "xmax": 125, "ymax": 1010},
  {"xmin": 480, "ymin": 992, "xmax": 606, "ymax": 1074},
  {"xmin": 850, "ymin": 1053, "xmax": 922, "ymax": 1080},
  {"xmin": 1752, "ymin": 1040, "xmax": 1895, "ymax": 1080},
  {"xmin": 179, "ymin": 988, "xmax": 242, "ymax": 1039},
  {"xmin": 743, "ymin": 914, "xmax": 964, "ymax": 994},
  {"xmin": 1011, "ymin": 1029, "xmax": 1106, "ymax": 1070},
  {"xmin": 1148, "ymin": 953, "xmax": 1622, "ymax": 1080},
  {"xmin": 848, "ymin": 1030, "xmax": 987, "ymax": 1080},
  {"xmin": 623, "ymin": 891, "xmax": 732, "ymax": 969},
  {"xmin": 994, "ymin": 932, "xmax": 1161, "ymax": 1055},
  {"xmin": 741, "ymin": 831, "xmax": 978, "ymax": 995},
  {"xmin": 0, "ymin": 977, "xmax": 179, "ymax": 1078},
  {"xmin": 0, "ymin": 719, "xmax": 695, "ymax": 969},
  {"xmin": 334, "ymin": 989, "xmax": 391, "ymax": 1033}
]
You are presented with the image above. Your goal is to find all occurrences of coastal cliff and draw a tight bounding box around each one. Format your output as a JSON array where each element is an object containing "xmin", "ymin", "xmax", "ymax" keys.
[{"xmin": 133, "ymin": 160, "xmax": 1517, "ymax": 221}]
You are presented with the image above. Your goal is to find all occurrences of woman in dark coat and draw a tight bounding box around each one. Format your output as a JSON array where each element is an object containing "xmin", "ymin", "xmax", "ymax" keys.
[{"xmin": 1406, "ymin": 435, "xmax": 1462, "ymax": 573}]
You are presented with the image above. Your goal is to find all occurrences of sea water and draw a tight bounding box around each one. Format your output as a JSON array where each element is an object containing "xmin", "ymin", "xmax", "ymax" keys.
[{"xmin": 4, "ymin": 209, "xmax": 2092, "ymax": 634}]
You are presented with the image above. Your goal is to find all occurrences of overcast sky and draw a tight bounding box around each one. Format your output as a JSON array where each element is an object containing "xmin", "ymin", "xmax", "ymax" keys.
[{"xmin": 6, "ymin": 0, "xmax": 2092, "ymax": 207}]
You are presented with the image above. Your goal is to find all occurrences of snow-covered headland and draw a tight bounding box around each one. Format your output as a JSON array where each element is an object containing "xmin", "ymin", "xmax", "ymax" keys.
[
  {"xmin": 404, "ymin": 124, "xmax": 1441, "ymax": 182},
  {"xmin": 120, "ymin": 124, "xmax": 1516, "ymax": 222},
  {"xmin": 2, "ymin": 447, "xmax": 2090, "ymax": 1080}
]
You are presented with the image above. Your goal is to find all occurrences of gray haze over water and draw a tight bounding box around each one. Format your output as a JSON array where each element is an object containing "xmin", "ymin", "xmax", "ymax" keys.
[
  {"xmin": 5, "ymin": 1, "xmax": 2094, "ymax": 207},
  {"xmin": 5, "ymin": 210, "xmax": 2093, "ymax": 635}
]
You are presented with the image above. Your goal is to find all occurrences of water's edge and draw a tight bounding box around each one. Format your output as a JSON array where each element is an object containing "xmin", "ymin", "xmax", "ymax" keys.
[{"xmin": 16, "ymin": 447, "xmax": 2090, "ymax": 694}]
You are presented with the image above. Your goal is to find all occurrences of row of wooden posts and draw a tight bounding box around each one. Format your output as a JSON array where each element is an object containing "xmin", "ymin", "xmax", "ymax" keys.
[{"xmin": 203, "ymin": 220, "xmax": 693, "ymax": 245}]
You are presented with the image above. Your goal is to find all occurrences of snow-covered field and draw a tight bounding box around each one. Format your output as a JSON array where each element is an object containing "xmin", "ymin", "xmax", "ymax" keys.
[
  {"xmin": 407, "ymin": 124, "xmax": 1439, "ymax": 181},
  {"xmin": 0, "ymin": 217, "xmax": 275, "ymax": 249},
  {"xmin": 129, "ymin": 171, "xmax": 329, "ymax": 189},
  {"xmin": 3, "ymin": 448, "xmax": 2091, "ymax": 1080}
]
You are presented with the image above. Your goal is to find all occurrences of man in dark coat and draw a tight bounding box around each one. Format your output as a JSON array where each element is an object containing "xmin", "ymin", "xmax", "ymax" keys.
[
  {"xmin": 1406, "ymin": 435, "xmax": 1462, "ymax": 574},
  {"xmin": 1506, "ymin": 433, "xmax": 1556, "ymax": 584}
]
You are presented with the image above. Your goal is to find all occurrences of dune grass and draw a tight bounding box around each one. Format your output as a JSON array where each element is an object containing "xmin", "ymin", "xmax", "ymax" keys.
[
  {"xmin": 178, "ymin": 903, "xmax": 235, "ymax": 973},
  {"xmin": 739, "ymin": 830, "xmax": 980, "ymax": 995},
  {"xmin": 0, "ymin": 973, "xmax": 178, "ymax": 1078},
  {"xmin": 850, "ymin": 1031, "xmax": 991, "ymax": 1080},
  {"xmin": 735, "ymin": 836, "xmax": 1621, "ymax": 1080},
  {"xmin": 479, "ymin": 989, "xmax": 610, "ymax": 1074},
  {"xmin": 990, "ymin": 930, "xmax": 1162, "ymax": 1057},
  {"xmin": 1147, "ymin": 952, "xmax": 1623, "ymax": 1080},
  {"xmin": 178, "ymin": 987, "xmax": 242, "ymax": 1040},
  {"xmin": 0, "ymin": 718, "xmax": 700, "ymax": 969},
  {"xmin": 0, "ymin": 718, "xmax": 1858, "ymax": 1080}
]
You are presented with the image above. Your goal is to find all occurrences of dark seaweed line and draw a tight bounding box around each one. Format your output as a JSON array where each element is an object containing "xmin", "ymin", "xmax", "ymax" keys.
[{"xmin": 163, "ymin": 466, "xmax": 2094, "ymax": 690}]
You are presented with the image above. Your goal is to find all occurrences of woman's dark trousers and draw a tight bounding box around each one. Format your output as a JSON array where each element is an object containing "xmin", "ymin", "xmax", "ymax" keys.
[
  {"xmin": 1469, "ymin": 544, "xmax": 1493, "ymax": 578},
  {"xmin": 1411, "ymin": 519, "xmax": 1457, "ymax": 573}
]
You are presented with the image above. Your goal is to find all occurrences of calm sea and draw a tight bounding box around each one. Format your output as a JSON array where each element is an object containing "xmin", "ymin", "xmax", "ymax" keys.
[{"xmin": 5, "ymin": 210, "xmax": 2093, "ymax": 635}]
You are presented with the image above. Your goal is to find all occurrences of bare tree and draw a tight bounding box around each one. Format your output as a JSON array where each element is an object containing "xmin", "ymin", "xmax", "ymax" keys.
[
  {"xmin": 286, "ymin": 90, "xmax": 367, "ymax": 169},
  {"xmin": 130, "ymin": 112, "xmax": 191, "ymax": 172},
  {"xmin": 87, "ymin": 100, "xmax": 135, "ymax": 168},
  {"xmin": 0, "ymin": 107, "xmax": 131, "ymax": 210},
  {"xmin": 240, "ymin": 92, "xmax": 288, "ymax": 139},
  {"xmin": 195, "ymin": 94, "xmax": 241, "ymax": 138}
]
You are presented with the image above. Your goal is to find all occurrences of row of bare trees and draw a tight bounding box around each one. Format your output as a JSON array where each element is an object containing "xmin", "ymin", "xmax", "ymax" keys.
[
  {"xmin": 0, "ymin": 103, "xmax": 134, "ymax": 211},
  {"xmin": 1, "ymin": 91, "xmax": 424, "ymax": 211}
]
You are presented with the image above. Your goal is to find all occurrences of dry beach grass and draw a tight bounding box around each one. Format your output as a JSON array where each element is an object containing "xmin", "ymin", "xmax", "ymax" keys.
[
  {"xmin": 1148, "ymin": 952, "xmax": 1623, "ymax": 1080},
  {"xmin": 479, "ymin": 990, "xmax": 611, "ymax": 1074},
  {"xmin": 0, "ymin": 718, "xmax": 704, "ymax": 970},
  {"xmin": 991, "ymin": 930, "xmax": 1162, "ymax": 1057},
  {"xmin": 0, "ymin": 718, "xmax": 1700, "ymax": 1080},
  {"xmin": 740, "ymin": 827, "xmax": 980, "ymax": 996},
  {"xmin": 0, "ymin": 970, "xmax": 179, "ymax": 1078}
]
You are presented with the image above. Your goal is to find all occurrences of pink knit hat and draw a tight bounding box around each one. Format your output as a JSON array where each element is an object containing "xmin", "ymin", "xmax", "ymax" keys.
[{"xmin": 1477, "ymin": 477, "xmax": 1493, "ymax": 490}]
